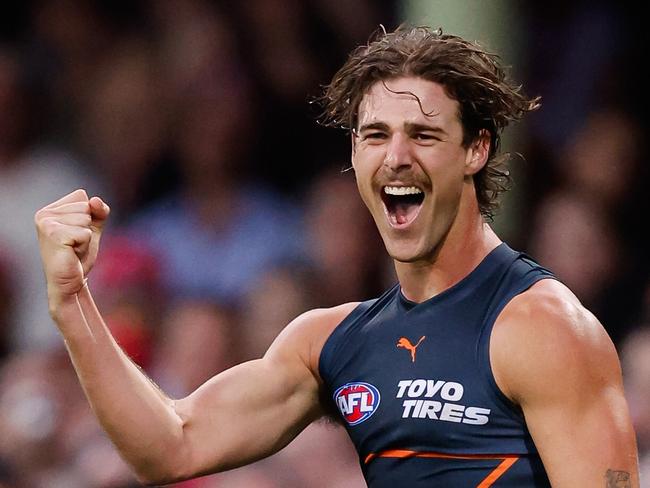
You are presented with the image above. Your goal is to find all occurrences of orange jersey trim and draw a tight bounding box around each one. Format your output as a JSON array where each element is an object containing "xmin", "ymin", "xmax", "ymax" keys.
[
  {"xmin": 364, "ymin": 449, "xmax": 520, "ymax": 488},
  {"xmin": 477, "ymin": 457, "xmax": 519, "ymax": 488}
]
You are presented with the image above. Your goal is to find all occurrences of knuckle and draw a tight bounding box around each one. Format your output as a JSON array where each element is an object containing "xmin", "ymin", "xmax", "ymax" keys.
[
  {"xmin": 43, "ymin": 222, "xmax": 61, "ymax": 239},
  {"xmin": 78, "ymin": 228, "xmax": 93, "ymax": 242},
  {"xmin": 34, "ymin": 209, "xmax": 48, "ymax": 223}
]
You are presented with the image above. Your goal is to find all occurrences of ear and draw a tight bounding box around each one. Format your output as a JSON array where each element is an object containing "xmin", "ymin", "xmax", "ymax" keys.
[{"xmin": 464, "ymin": 129, "xmax": 490, "ymax": 176}]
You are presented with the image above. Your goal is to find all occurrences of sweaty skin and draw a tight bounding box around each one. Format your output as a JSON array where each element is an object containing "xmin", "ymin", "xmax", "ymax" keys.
[{"xmin": 36, "ymin": 76, "xmax": 639, "ymax": 486}]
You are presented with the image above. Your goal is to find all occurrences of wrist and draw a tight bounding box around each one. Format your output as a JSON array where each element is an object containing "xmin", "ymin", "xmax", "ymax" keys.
[{"xmin": 47, "ymin": 282, "xmax": 85, "ymax": 321}]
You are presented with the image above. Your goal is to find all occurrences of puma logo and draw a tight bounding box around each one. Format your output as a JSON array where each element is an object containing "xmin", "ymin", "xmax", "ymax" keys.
[{"xmin": 396, "ymin": 336, "xmax": 426, "ymax": 363}]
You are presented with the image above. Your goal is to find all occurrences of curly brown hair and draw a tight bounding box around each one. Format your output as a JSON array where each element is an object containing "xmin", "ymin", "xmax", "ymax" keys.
[{"xmin": 318, "ymin": 25, "xmax": 540, "ymax": 220}]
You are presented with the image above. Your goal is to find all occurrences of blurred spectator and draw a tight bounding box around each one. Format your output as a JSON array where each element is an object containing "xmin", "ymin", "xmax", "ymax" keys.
[
  {"xmin": 525, "ymin": 105, "xmax": 645, "ymax": 343},
  {"xmin": 0, "ymin": 45, "xmax": 100, "ymax": 351},
  {"xmin": 524, "ymin": 2, "xmax": 627, "ymax": 150},
  {"xmin": 237, "ymin": 0, "xmax": 324, "ymax": 102},
  {"xmin": 150, "ymin": 299, "xmax": 237, "ymax": 397},
  {"xmin": 529, "ymin": 192, "xmax": 621, "ymax": 309},
  {"xmin": 621, "ymin": 324, "xmax": 650, "ymax": 482},
  {"xmin": 0, "ymin": 353, "xmax": 64, "ymax": 485},
  {"xmin": 0, "ymin": 349, "xmax": 100, "ymax": 487},
  {"xmin": 560, "ymin": 108, "xmax": 640, "ymax": 208},
  {"xmin": 234, "ymin": 0, "xmax": 394, "ymax": 191},
  {"xmin": 89, "ymin": 235, "xmax": 163, "ymax": 368},
  {"xmin": 238, "ymin": 168, "xmax": 387, "ymax": 360},
  {"xmin": 126, "ymin": 31, "xmax": 305, "ymax": 303},
  {"xmin": 521, "ymin": 6, "xmax": 648, "ymax": 343},
  {"xmin": 277, "ymin": 422, "xmax": 366, "ymax": 488},
  {"xmin": 28, "ymin": 0, "xmax": 131, "ymax": 142},
  {"xmin": 0, "ymin": 250, "xmax": 14, "ymax": 360},
  {"xmin": 76, "ymin": 37, "xmax": 170, "ymax": 221},
  {"xmin": 239, "ymin": 265, "xmax": 315, "ymax": 360},
  {"xmin": 303, "ymin": 168, "xmax": 385, "ymax": 306}
]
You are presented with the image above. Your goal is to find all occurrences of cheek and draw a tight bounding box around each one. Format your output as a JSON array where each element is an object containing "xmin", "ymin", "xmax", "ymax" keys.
[
  {"xmin": 433, "ymin": 171, "xmax": 464, "ymax": 204},
  {"xmin": 424, "ymin": 153, "xmax": 466, "ymax": 204},
  {"xmin": 353, "ymin": 144, "xmax": 380, "ymax": 167},
  {"xmin": 422, "ymin": 146, "xmax": 467, "ymax": 179},
  {"xmin": 354, "ymin": 175, "xmax": 374, "ymax": 210},
  {"xmin": 352, "ymin": 151, "xmax": 378, "ymax": 188}
]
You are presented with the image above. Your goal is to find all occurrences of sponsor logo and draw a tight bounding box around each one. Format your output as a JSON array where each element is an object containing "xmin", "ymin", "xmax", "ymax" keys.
[
  {"xmin": 396, "ymin": 379, "xmax": 491, "ymax": 425},
  {"xmin": 334, "ymin": 382, "xmax": 381, "ymax": 426},
  {"xmin": 396, "ymin": 336, "xmax": 426, "ymax": 362}
]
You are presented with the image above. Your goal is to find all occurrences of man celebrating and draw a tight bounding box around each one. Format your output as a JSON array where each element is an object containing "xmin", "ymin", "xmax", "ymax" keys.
[{"xmin": 35, "ymin": 26, "xmax": 638, "ymax": 487}]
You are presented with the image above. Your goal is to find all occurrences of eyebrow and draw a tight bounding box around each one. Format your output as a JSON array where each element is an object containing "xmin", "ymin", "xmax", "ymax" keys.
[
  {"xmin": 404, "ymin": 122, "xmax": 448, "ymax": 136},
  {"xmin": 357, "ymin": 121, "xmax": 449, "ymax": 136},
  {"xmin": 357, "ymin": 121, "xmax": 390, "ymax": 133}
]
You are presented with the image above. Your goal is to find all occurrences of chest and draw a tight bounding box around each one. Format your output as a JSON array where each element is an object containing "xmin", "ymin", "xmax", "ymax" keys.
[{"xmin": 327, "ymin": 306, "xmax": 506, "ymax": 456}]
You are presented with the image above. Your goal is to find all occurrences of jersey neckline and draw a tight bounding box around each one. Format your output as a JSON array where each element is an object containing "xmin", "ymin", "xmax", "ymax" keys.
[{"xmin": 397, "ymin": 242, "xmax": 515, "ymax": 311}]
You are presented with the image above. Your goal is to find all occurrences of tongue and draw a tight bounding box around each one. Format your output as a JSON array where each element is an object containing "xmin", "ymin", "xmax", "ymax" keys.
[{"xmin": 393, "ymin": 201, "xmax": 417, "ymax": 225}]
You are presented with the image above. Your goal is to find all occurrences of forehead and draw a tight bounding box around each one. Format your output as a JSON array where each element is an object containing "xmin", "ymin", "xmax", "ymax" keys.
[{"xmin": 357, "ymin": 77, "xmax": 460, "ymax": 129}]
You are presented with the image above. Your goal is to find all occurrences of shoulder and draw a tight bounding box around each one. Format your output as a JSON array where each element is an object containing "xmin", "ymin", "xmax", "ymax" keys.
[
  {"xmin": 265, "ymin": 303, "xmax": 360, "ymax": 380},
  {"xmin": 490, "ymin": 279, "xmax": 621, "ymax": 406}
]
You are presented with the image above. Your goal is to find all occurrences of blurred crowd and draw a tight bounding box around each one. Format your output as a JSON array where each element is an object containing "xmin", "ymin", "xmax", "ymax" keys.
[{"xmin": 0, "ymin": 1, "xmax": 648, "ymax": 486}]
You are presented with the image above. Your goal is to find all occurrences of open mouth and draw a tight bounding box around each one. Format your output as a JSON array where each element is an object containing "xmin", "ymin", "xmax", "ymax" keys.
[{"xmin": 381, "ymin": 186, "xmax": 425, "ymax": 227}]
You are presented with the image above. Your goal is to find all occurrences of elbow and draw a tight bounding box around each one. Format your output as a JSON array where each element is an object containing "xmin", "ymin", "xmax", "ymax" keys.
[
  {"xmin": 133, "ymin": 465, "xmax": 189, "ymax": 486},
  {"xmin": 129, "ymin": 443, "xmax": 203, "ymax": 486},
  {"xmin": 136, "ymin": 475, "xmax": 177, "ymax": 487},
  {"xmin": 130, "ymin": 401, "xmax": 217, "ymax": 484},
  {"xmin": 135, "ymin": 466, "xmax": 212, "ymax": 486},
  {"xmin": 132, "ymin": 449, "xmax": 227, "ymax": 485},
  {"xmin": 129, "ymin": 447, "xmax": 198, "ymax": 486},
  {"xmin": 135, "ymin": 473, "xmax": 167, "ymax": 486},
  {"xmin": 133, "ymin": 404, "xmax": 194, "ymax": 484}
]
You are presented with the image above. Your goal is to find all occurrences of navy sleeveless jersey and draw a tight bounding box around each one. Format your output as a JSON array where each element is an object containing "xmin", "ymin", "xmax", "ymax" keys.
[{"xmin": 319, "ymin": 244, "xmax": 555, "ymax": 487}]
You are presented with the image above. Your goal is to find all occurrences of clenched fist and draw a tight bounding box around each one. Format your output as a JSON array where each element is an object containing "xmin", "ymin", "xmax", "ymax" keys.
[{"xmin": 35, "ymin": 189, "xmax": 110, "ymax": 309}]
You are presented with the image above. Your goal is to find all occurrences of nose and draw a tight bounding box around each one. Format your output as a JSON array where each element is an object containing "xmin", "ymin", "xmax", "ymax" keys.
[{"xmin": 384, "ymin": 133, "xmax": 413, "ymax": 172}]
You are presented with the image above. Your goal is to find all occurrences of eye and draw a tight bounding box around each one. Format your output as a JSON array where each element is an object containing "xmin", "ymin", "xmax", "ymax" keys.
[
  {"xmin": 361, "ymin": 132, "xmax": 388, "ymax": 143},
  {"xmin": 413, "ymin": 133, "xmax": 439, "ymax": 142}
]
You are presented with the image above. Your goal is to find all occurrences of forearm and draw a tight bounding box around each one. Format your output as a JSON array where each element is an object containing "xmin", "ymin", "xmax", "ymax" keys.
[{"xmin": 51, "ymin": 284, "xmax": 186, "ymax": 482}]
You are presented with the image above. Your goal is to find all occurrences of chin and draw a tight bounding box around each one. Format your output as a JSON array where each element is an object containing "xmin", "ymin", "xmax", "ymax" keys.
[
  {"xmin": 383, "ymin": 230, "xmax": 445, "ymax": 264},
  {"xmin": 385, "ymin": 241, "xmax": 429, "ymax": 264}
]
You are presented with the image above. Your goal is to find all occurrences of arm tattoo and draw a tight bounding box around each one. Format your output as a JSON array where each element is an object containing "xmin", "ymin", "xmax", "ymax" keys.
[{"xmin": 605, "ymin": 469, "xmax": 631, "ymax": 488}]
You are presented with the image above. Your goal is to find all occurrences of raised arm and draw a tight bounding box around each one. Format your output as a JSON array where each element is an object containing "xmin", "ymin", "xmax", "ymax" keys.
[
  {"xmin": 35, "ymin": 189, "xmax": 351, "ymax": 484},
  {"xmin": 491, "ymin": 279, "xmax": 639, "ymax": 487}
]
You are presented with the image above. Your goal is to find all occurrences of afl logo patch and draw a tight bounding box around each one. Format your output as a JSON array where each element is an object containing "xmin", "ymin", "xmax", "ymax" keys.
[{"xmin": 334, "ymin": 382, "xmax": 381, "ymax": 426}]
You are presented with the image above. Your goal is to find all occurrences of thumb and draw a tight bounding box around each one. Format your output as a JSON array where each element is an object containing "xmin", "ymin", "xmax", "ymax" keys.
[{"xmin": 89, "ymin": 196, "xmax": 111, "ymax": 231}]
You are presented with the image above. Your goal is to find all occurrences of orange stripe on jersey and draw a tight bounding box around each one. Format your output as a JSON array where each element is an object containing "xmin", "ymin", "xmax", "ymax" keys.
[
  {"xmin": 476, "ymin": 457, "xmax": 519, "ymax": 487},
  {"xmin": 364, "ymin": 449, "xmax": 519, "ymax": 464},
  {"xmin": 363, "ymin": 450, "xmax": 520, "ymax": 488}
]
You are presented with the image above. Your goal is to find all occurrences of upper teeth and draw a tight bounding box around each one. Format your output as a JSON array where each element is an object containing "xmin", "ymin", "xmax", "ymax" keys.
[{"xmin": 384, "ymin": 186, "xmax": 423, "ymax": 195}]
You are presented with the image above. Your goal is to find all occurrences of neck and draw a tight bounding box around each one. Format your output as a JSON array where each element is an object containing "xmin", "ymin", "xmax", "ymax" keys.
[{"xmin": 395, "ymin": 190, "xmax": 501, "ymax": 303}]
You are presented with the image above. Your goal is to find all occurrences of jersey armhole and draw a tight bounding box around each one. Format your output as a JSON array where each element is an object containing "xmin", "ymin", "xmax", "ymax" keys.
[
  {"xmin": 317, "ymin": 299, "xmax": 377, "ymax": 385},
  {"xmin": 477, "ymin": 274, "xmax": 557, "ymax": 422}
]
